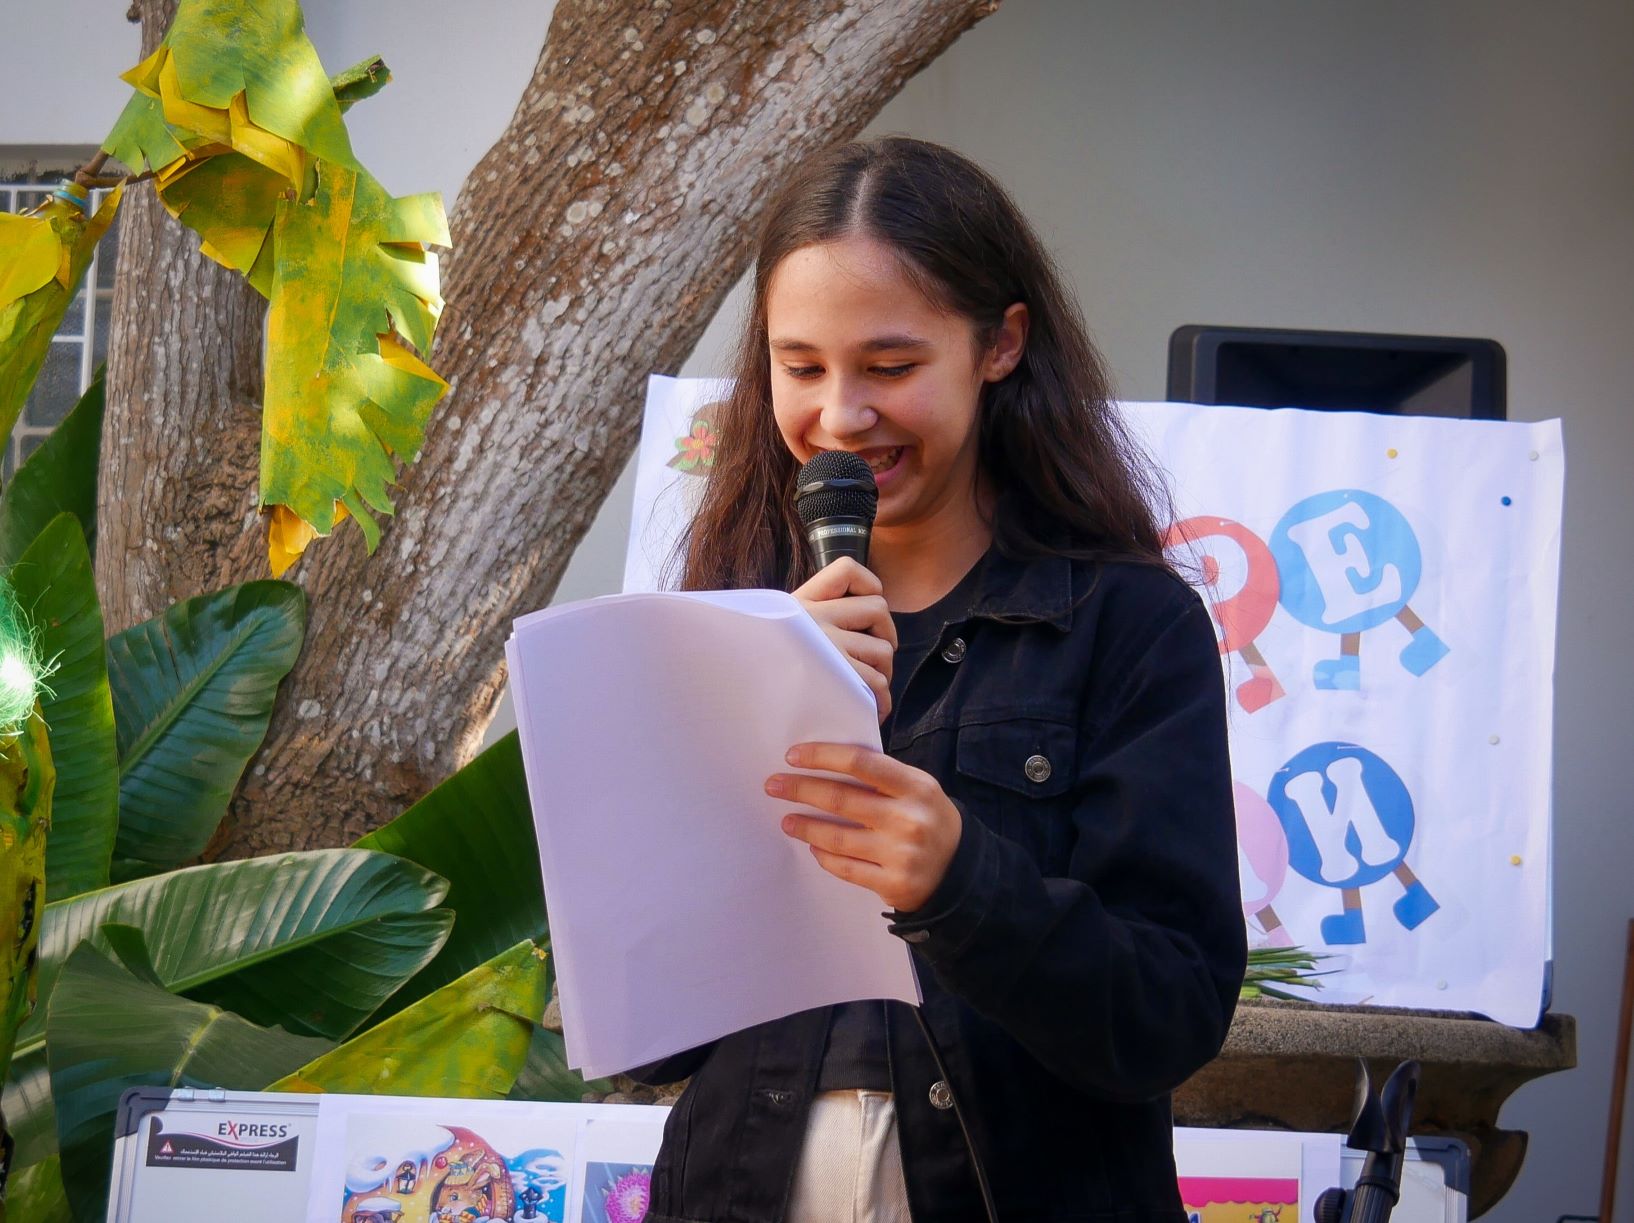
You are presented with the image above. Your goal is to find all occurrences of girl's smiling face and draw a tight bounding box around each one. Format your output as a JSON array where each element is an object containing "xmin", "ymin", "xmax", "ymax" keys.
[{"xmin": 765, "ymin": 236, "xmax": 1025, "ymax": 543}]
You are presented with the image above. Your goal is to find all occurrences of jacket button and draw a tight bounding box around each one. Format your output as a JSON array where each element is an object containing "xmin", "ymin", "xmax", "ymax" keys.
[
  {"xmin": 1024, "ymin": 754, "xmax": 1052, "ymax": 783},
  {"xmin": 928, "ymin": 1080, "xmax": 955, "ymax": 1110},
  {"xmin": 940, "ymin": 636, "xmax": 967, "ymax": 664}
]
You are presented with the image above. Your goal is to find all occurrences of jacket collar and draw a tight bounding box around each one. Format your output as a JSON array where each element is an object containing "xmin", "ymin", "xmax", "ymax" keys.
[{"xmin": 965, "ymin": 545, "xmax": 1076, "ymax": 631}]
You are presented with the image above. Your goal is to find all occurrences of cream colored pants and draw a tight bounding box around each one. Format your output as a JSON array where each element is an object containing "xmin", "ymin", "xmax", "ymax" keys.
[{"xmin": 786, "ymin": 1089, "xmax": 913, "ymax": 1223}]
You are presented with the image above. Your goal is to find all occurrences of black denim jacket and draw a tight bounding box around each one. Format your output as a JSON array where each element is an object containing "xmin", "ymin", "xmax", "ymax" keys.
[{"xmin": 633, "ymin": 549, "xmax": 1246, "ymax": 1222}]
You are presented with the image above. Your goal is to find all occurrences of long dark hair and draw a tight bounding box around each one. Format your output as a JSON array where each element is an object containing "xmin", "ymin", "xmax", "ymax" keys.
[{"xmin": 678, "ymin": 136, "xmax": 1171, "ymax": 592}]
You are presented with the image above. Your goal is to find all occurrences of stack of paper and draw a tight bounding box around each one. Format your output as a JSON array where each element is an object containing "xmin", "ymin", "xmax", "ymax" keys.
[{"xmin": 506, "ymin": 590, "xmax": 922, "ymax": 1079}]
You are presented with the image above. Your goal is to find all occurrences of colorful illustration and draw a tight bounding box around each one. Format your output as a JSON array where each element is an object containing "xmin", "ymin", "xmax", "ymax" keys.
[
  {"xmin": 1268, "ymin": 490, "xmax": 1449, "ymax": 690},
  {"xmin": 1267, "ymin": 742, "xmax": 1439, "ymax": 945},
  {"xmin": 1167, "ymin": 516, "xmax": 1286, "ymax": 712},
  {"xmin": 579, "ymin": 1162, "xmax": 652, "ymax": 1223},
  {"xmin": 1233, "ymin": 782, "xmax": 1293, "ymax": 947},
  {"xmin": 340, "ymin": 1121, "xmax": 568, "ymax": 1223},
  {"xmin": 666, "ymin": 400, "xmax": 723, "ymax": 475},
  {"xmin": 1180, "ymin": 1178, "xmax": 1299, "ymax": 1223}
]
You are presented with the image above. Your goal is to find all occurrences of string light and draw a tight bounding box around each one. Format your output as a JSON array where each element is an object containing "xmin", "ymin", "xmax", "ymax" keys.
[{"xmin": 0, "ymin": 578, "xmax": 48, "ymax": 734}]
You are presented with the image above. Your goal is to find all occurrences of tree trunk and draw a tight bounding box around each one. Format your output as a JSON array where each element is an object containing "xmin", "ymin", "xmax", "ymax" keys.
[
  {"xmin": 103, "ymin": 0, "xmax": 999, "ymax": 856},
  {"xmin": 97, "ymin": 0, "xmax": 269, "ymax": 633}
]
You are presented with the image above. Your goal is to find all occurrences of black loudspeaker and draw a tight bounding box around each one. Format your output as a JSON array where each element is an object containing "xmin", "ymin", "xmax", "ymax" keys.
[{"xmin": 1167, "ymin": 325, "xmax": 1506, "ymax": 420}]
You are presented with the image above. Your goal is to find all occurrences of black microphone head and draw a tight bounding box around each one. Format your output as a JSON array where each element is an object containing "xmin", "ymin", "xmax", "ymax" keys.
[{"xmin": 794, "ymin": 450, "xmax": 878, "ymax": 527}]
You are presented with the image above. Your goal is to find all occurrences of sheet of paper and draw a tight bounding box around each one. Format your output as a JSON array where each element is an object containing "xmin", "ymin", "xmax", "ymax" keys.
[{"xmin": 506, "ymin": 588, "xmax": 922, "ymax": 1078}]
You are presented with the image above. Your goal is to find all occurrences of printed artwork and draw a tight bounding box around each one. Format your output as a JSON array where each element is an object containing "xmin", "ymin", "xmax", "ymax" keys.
[
  {"xmin": 1174, "ymin": 1128, "xmax": 1310, "ymax": 1223},
  {"xmin": 578, "ymin": 1163, "xmax": 653, "ymax": 1223},
  {"xmin": 625, "ymin": 382, "xmax": 1563, "ymax": 1026},
  {"xmin": 1179, "ymin": 1177, "xmax": 1300, "ymax": 1223},
  {"xmin": 338, "ymin": 1116, "xmax": 574, "ymax": 1223}
]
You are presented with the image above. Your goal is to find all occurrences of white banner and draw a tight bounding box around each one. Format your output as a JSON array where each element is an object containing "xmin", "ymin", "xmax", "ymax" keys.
[{"xmin": 624, "ymin": 378, "xmax": 1564, "ymax": 1027}]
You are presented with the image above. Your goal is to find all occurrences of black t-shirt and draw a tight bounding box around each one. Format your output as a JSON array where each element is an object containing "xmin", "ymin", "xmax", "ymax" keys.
[{"xmin": 816, "ymin": 550, "xmax": 989, "ymax": 1093}]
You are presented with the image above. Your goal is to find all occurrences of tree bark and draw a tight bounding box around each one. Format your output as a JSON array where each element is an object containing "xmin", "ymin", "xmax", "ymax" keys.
[
  {"xmin": 103, "ymin": 0, "xmax": 999, "ymax": 856},
  {"xmin": 97, "ymin": 0, "xmax": 269, "ymax": 633}
]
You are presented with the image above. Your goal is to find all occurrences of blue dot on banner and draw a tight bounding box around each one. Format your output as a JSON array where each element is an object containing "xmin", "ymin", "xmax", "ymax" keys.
[{"xmin": 1501, "ymin": 496, "xmax": 1513, "ymax": 506}]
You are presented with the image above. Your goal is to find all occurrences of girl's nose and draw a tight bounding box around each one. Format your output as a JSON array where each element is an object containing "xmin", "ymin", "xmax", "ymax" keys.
[{"xmin": 818, "ymin": 379, "xmax": 878, "ymax": 439}]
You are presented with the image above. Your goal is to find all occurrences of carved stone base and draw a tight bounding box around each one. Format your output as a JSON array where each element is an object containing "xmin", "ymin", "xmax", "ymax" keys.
[{"xmin": 1174, "ymin": 998, "xmax": 1578, "ymax": 1217}]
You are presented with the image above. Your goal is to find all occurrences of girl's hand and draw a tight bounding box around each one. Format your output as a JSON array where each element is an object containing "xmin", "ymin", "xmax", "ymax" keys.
[
  {"xmin": 792, "ymin": 558, "xmax": 898, "ymax": 722},
  {"xmin": 767, "ymin": 742, "xmax": 962, "ymax": 912}
]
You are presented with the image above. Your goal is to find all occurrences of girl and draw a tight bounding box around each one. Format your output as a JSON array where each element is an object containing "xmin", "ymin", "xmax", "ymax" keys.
[{"xmin": 635, "ymin": 137, "xmax": 1245, "ymax": 1223}]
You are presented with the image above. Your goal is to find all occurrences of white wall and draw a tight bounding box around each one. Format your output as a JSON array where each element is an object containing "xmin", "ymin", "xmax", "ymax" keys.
[{"xmin": 5, "ymin": 2, "xmax": 1631, "ymax": 1218}]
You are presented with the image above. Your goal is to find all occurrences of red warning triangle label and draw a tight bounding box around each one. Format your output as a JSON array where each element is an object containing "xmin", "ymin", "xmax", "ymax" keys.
[{"xmin": 161, "ymin": 1142, "xmax": 174, "ymax": 1154}]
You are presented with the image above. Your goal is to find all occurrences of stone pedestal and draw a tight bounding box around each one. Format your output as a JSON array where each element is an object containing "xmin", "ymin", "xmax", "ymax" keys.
[{"xmin": 1174, "ymin": 998, "xmax": 1577, "ymax": 1217}]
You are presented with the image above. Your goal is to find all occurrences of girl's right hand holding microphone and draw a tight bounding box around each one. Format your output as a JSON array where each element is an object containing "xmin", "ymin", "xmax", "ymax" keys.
[{"xmin": 793, "ymin": 558, "xmax": 897, "ymax": 722}]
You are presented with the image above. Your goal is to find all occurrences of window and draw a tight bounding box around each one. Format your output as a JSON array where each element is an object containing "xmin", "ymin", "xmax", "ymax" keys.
[{"xmin": 2, "ymin": 148, "xmax": 121, "ymax": 478}]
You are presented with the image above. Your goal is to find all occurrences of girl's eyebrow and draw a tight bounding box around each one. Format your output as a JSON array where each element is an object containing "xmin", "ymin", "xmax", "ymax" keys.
[{"xmin": 769, "ymin": 334, "xmax": 933, "ymax": 353}]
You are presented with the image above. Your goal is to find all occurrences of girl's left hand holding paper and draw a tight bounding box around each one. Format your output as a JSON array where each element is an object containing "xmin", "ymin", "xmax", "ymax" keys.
[{"xmin": 766, "ymin": 742, "xmax": 963, "ymax": 913}]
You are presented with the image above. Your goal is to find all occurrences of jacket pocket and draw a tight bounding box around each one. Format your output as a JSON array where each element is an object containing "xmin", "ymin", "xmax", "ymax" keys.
[
  {"xmin": 955, "ymin": 716, "xmax": 1076, "ymax": 796},
  {"xmin": 954, "ymin": 716, "xmax": 1077, "ymax": 864}
]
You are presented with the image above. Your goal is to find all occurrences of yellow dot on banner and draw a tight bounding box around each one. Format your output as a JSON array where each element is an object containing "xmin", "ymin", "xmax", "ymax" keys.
[
  {"xmin": 1386, "ymin": 448, "xmax": 1399, "ymax": 459},
  {"xmin": 1509, "ymin": 854, "xmax": 1524, "ymax": 866}
]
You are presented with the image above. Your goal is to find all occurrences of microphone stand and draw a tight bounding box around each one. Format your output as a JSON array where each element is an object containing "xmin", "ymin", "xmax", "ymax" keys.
[{"xmin": 1313, "ymin": 1059, "xmax": 1422, "ymax": 1223}]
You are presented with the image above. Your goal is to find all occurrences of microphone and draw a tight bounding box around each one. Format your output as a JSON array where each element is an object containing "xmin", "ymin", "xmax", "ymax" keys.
[{"xmin": 795, "ymin": 451, "xmax": 878, "ymax": 570}]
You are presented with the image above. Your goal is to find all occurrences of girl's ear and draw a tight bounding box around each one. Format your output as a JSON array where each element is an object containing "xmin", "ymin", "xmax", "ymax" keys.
[{"xmin": 982, "ymin": 302, "xmax": 1030, "ymax": 382}]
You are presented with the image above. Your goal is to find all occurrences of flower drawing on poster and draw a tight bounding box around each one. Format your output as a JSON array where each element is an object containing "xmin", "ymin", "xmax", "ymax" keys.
[
  {"xmin": 667, "ymin": 401, "xmax": 723, "ymax": 475},
  {"xmin": 580, "ymin": 1162, "xmax": 652, "ymax": 1223}
]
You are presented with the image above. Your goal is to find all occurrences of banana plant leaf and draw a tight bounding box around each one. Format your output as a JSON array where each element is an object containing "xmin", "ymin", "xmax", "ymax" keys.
[
  {"xmin": 104, "ymin": 581, "xmax": 304, "ymax": 871},
  {"xmin": 260, "ymin": 161, "xmax": 448, "ymax": 573},
  {"xmin": 0, "ymin": 707, "xmax": 52, "ymax": 1070},
  {"xmin": 0, "ymin": 188, "xmax": 120, "ymax": 455},
  {"xmin": 0, "ymin": 372, "xmax": 104, "ymax": 568},
  {"xmin": 1, "ymin": 1154, "xmax": 71, "ymax": 1223},
  {"xmin": 354, "ymin": 731, "xmax": 547, "ymax": 1019},
  {"xmin": 17, "ymin": 848, "xmax": 451, "ymax": 1062},
  {"xmin": 7, "ymin": 515, "xmax": 117, "ymax": 901},
  {"xmin": 3, "ymin": 1043, "xmax": 57, "ymax": 1185},
  {"xmin": 46, "ymin": 937, "xmax": 332, "ymax": 1222},
  {"xmin": 507, "ymin": 1024, "xmax": 614, "ymax": 1103},
  {"xmin": 271, "ymin": 939, "xmax": 547, "ymax": 1098}
]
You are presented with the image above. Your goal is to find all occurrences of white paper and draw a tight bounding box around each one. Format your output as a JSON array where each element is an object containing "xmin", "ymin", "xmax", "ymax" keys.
[{"xmin": 506, "ymin": 589, "xmax": 922, "ymax": 1078}]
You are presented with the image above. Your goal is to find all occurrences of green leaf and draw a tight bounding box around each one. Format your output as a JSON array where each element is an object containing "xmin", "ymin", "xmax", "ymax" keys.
[
  {"xmin": 8, "ymin": 515, "xmax": 117, "ymax": 901},
  {"xmin": 507, "ymin": 1024, "xmax": 614, "ymax": 1103},
  {"xmin": 330, "ymin": 55, "xmax": 391, "ymax": 112},
  {"xmin": 157, "ymin": 152, "xmax": 287, "ymax": 293},
  {"xmin": 156, "ymin": 0, "xmax": 357, "ymax": 170},
  {"xmin": 355, "ymin": 731, "xmax": 546, "ymax": 1018},
  {"xmin": 2, "ymin": 1046, "xmax": 57, "ymax": 1176},
  {"xmin": 101, "ymin": 88, "xmax": 186, "ymax": 174},
  {"xmin": 0, "ymin": 372, "xmax": 103, "ymax": 569},
  {"xmin": 261, "ymin": 161, "xmax": 448, "ymax": 547},
  {"xmin": 46, "ymin": 939, "xmax": 331, "ymax": 1222},
  {"xmin": 19, "ymin": 849, "xmax": 451, "ymax": 1060},
  {"xmin": 1, "ymin": 1153, "xmax": 72, "ymax": 1223},
  {"xmin": 272, "ymin": 940, "xmax": 547, "ymax": 1098},
  {"xmin": 105, "ymin": 581, "xmax": 305, "ymax": 869}
]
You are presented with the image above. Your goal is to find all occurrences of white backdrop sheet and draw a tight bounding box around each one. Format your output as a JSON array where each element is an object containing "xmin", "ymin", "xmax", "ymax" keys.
[{"xmin": 622, "ymin": 377, "xmax": 1565, "ymax": 1027}]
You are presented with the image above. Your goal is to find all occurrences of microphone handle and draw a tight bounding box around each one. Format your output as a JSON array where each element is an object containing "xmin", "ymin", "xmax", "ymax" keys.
[{"xmin": 807, "ymin": 516, "xmax": 872, "ymax": 570}]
